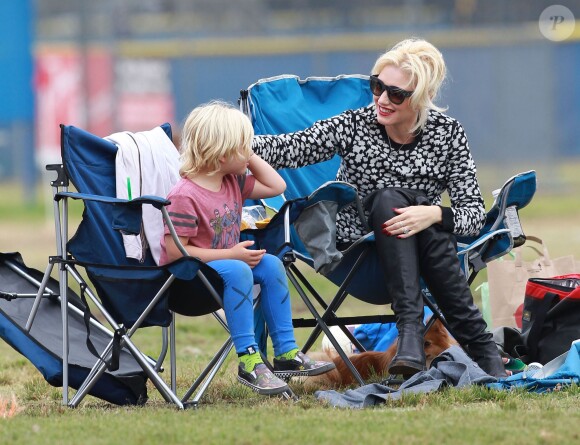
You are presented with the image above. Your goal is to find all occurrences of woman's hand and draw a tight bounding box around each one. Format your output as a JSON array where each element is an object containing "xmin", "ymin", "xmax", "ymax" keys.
[
  {"xmin": 382, "ymin": 205, "xmax": 442, "ymax": 239},
  {"xmin": 230, "ymin": 240, "xmax": 266, "ymax": 267}
]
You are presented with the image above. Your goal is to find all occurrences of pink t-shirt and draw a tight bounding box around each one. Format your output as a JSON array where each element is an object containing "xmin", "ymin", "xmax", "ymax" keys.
[{"xmin": 159, "ymin": 174, "xmax": 256, "ymax": 265}]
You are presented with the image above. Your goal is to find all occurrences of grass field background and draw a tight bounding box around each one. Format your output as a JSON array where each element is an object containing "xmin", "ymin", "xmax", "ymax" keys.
[{"xmin": 1, "ymin": 162, "xmax": 579, "ymax": 444}]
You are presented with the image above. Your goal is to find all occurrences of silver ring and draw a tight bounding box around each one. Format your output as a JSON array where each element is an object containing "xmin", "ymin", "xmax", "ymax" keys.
[{"xmin": 403, "ymin": 227, "xmax": 410, "ymax": 234}]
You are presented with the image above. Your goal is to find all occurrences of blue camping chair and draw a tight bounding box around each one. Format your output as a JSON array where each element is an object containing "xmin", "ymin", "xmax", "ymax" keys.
[
  {"xmin": 240, "ymin": 74, "xmax": 537, "ymax": 385},
  {"xmin": 32, "ymin": 123, "xmax": 238, "ymax": 409},
  {"xmin": 0, "ymin": 251, "xmax": 149, "ymax": 406}
]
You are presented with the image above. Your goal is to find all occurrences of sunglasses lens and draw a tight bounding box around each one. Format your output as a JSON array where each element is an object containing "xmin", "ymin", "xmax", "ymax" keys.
[
  {"xmin": 371, "ymin": 77, "xmax": 410, "ymax": 104},
  {"xmin": 370, "ymin": 77, "xmax": 384, "ymax": 96},
  {"xmin": 388, "ymin": 90, "xmax": 405, "ymax": 105}
]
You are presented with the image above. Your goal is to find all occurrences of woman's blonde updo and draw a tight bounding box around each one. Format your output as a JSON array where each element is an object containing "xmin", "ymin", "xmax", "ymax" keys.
[{"xmin": 372, "ymin": 38, "xmax": 447, "ymax": 133}]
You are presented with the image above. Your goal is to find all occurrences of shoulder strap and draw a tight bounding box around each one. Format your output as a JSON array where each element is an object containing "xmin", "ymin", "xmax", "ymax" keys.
[{"xmin": 525, "ymin": 291, "xmax": 559, "ymax": 362}]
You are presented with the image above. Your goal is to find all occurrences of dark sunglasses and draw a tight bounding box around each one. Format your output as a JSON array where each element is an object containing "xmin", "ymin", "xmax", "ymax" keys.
[{"xmin": 369, "ymin": 75, "xmax": 413, "ymax": 105}]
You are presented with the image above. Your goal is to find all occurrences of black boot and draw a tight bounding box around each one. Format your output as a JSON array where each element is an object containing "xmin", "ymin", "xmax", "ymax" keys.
[
  {"xmin": 368, "ymin": 188, "xmax": 429, "ymax": 377},
  {"xmin": 416, "ymin": 224, "xmax": 507, "ymax": 378},
  {"xmin": 468, "ymin": 341, "xmax": 507, "ymax": 378},
  {"xmin": 388, "ymin": 323, "xmax": 426, "ymax": 376}
]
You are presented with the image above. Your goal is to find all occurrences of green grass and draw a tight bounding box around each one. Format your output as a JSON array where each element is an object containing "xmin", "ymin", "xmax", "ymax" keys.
[
  {"xmin": 2, "ymin": 326, "xmax": 580, "ymax": 437},
  {"xmin": 2, "ymin": 371, "xmax": 580, "ymax": 445},
  {"xmin": 1, "ymin": 171, "xmax": 580, "ymax": 444},
  {"xmin": 3, "ymin": 393, "xmax": 580, "ymax": 445},
  {"xmin": 0, "ymin": 183, "xmax": 85, "ymax": 221}
]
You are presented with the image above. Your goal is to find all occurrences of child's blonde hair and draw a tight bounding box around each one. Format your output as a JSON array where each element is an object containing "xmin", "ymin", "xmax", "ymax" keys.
[
  {"xmin": 372, "ymin": 38, "xmax": 447, "ymax": 133},
  {"xmin": 180, "ymin": 100, "xmax": 254, "ymax": 177}
]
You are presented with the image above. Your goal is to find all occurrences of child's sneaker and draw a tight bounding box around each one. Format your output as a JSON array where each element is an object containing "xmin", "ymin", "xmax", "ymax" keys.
[
  {"xmin": 237, "ymin": 363, "xmax": 290, "ymax": 396},
  {"xmin": 273, "ymin": 351, "xmax": 336, "ymax": 378}
]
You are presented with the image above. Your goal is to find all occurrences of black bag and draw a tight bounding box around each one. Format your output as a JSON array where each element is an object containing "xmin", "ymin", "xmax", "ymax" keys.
[{"xmin": 520, "ymin": 274, "xmax": 580, "ymax": 364}]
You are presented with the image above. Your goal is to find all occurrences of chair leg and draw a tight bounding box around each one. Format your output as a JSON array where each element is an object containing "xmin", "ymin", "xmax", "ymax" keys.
[
  {"xmin": 290, "ymin": 250, "xmax": 368, "ymax": 355},
  {"xmin": 123, "ymin": 337, "xmax": 184, "ymax": 407},
  {"xmin": 25, "ymin": 262, "xmax": 56, "ymax": 331},
  {"xmin": 286, "ymin": 268, "xmax": 365, "ymax": 386},
  {"xmin": 170, "ymin": 319, "xmax": 177, "ymax": 393},
  {"xmin": 182, "ymin": 337, "xmax": 234, "ymax": 406}
]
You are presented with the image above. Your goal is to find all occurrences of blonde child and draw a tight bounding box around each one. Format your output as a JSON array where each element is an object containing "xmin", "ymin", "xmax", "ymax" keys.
[{"xmin": 160, "ymin": 101, "xmax": 334, "ymax": 395}]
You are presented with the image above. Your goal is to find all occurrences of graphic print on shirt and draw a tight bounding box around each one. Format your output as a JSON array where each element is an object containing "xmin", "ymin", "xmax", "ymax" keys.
[
  {"xmin": 209, "ymin": 201, "xmax": 241, "ymax": 249},
  {"xmin": 210, "ymin": 209, "xmax": 223, "ymax": 248}
]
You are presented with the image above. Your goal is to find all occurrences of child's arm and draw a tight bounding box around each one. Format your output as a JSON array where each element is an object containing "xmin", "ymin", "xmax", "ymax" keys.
[
  {"xmin": 247, "ymin": 153, "xmax": 286, "ymax": 199},
  {"xmin": 165, "ymin": 235, "xmax": 265, "ymax": 267}
]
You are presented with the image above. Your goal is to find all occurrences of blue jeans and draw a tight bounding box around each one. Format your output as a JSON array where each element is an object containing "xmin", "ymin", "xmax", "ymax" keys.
[{"xmin": 209, "ymin": 254, "xmax": 297, "ymax": 356}]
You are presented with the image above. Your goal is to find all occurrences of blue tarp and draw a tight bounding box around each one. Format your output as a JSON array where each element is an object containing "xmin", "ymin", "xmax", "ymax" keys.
[{"xmin": 488, "ymin": 341, "xmax": 580, "ymax": 393}]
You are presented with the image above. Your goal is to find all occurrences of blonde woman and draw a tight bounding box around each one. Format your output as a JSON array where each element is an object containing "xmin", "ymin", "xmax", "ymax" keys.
[
  {"xmin": 161, "ymin": 101, "xmax": 334, "ymax": 396},
  {"xmin": 253, "ymin": 39, "xmax": 506, "ymax": 378}
]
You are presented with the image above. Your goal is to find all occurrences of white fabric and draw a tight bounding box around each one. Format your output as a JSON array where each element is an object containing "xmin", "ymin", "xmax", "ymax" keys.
[{"xmin": 107, "ymin": 126, "xmax": 180, "ymax": 264}]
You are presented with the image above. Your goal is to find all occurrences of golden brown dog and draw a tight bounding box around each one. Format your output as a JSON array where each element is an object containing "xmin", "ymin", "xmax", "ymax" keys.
[{"xmin": 305, "ymin": 319, "xmax": 456, "ymax": 389}]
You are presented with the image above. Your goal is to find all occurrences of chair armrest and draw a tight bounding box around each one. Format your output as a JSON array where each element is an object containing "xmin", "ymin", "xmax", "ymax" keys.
[
  {"xmin": 459, "ymin": 170, "xmax": 537, "ymax": 267},
  {"xmin": 55, "ymin": 192, "xmax": 171, "ymax": 237},
  {"xmin": 306, "ymin": 181, "xmax": 358, "ymax": 209},
  {"xmin": 457, "ymin": 228, "xmax": 511, "ymax": 257},
  {"xmin": 485, "ymin": 170, "xmax": 536, "ymax": 232},
  {"xmin": 55, "ymin": 191, "xmax": 170, "ymax": 210}
]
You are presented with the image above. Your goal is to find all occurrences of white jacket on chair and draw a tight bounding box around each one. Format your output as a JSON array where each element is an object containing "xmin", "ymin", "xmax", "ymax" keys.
[{"xmin": 107, "ymin": 126, "xmax": 180, "ymax": 264}]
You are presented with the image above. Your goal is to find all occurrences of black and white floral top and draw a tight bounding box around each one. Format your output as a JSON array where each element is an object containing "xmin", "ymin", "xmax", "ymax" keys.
[{"xmin": 253, "ymin": 105, "xmax": 485, "ymax": 244}]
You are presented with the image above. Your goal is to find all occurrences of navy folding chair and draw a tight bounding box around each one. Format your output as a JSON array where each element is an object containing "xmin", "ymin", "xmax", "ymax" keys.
[
  {"xmin": 0, "ymin": 252, "xmax": 148, "ymax": 406},
  {"xmin": 32, "ymin": 123, "xmax": 234, "ymax": 408},
  {"xmin": 240, "ymin": 74, "xmax": 537, "ymax": 385}
]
